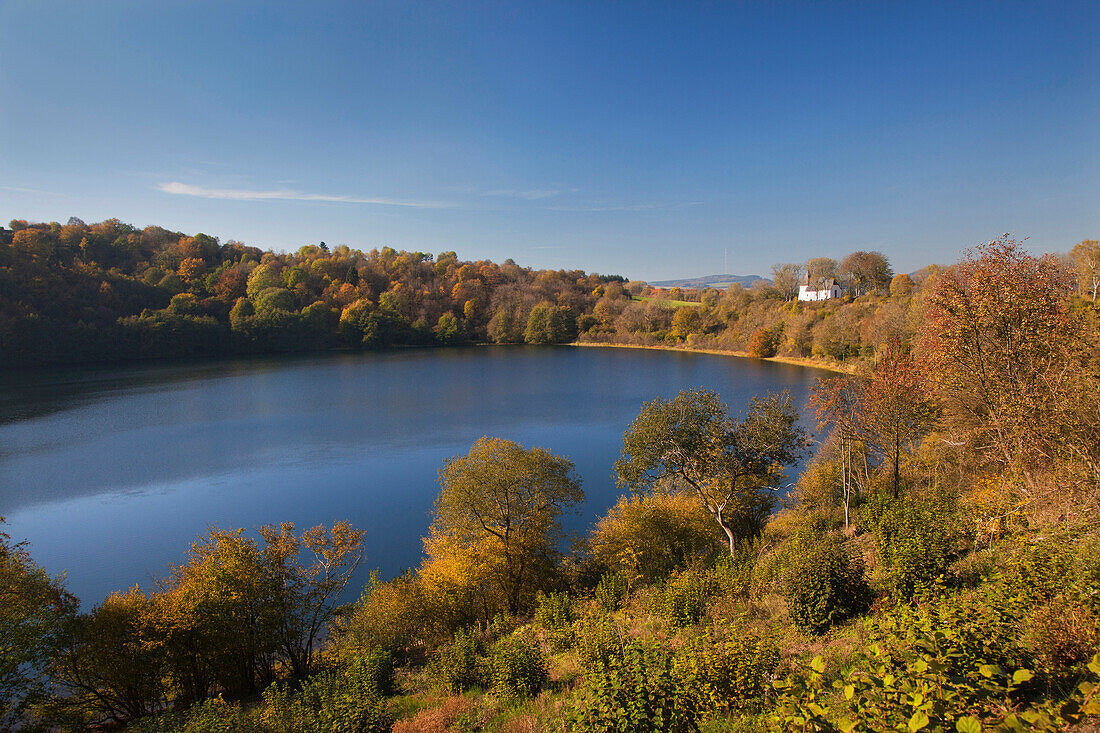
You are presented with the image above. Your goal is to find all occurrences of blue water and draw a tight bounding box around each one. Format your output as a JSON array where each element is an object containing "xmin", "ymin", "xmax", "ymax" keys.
[{"xmin": 0, "ymin": 346, "xmax": 829, "ymax": 607}]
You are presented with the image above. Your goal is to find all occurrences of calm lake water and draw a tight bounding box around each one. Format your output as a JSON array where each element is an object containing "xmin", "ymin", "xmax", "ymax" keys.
[{"xmin": 0, "ymin": 346, "xmax": 829, "ymax": 607}]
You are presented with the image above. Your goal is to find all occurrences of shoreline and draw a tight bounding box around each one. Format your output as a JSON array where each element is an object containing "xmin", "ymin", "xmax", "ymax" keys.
[{"xmin": 569, "ymin": 340, "xmax": 857, "ymax": 375}]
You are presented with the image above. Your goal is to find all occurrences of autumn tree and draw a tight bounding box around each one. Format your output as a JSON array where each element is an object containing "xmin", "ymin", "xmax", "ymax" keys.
[
  {"xmin": 889, "ymin": 272, "xmax": 914, "ymax": 297},
  {"xmin": 838, "ymin": 250, "xmax": 893, "ymax": 295},
  {"xmin": 858, "ymin": 341, "xmax": 937, "ymax": 498},
  {"xmin": 50, "ymin": 588, "xmax": 166, "ymax": 726},
  {"xmin": 1, "ymin": 519, "xmax": 77, "ymax": 729},
  {"xmin": 616, "ymin": 389, "xmax": 806, "ymax": 555},
  {"xmin": 1070, "ymin": 239, "xmax": 1100, "ymax": 302},
  {"xmin": 770, "ymin": 263, "xmax": 804, "ymax": 301},
  {"xmin": 257, "ymin": 521, "xmax": 365, "ymax": 679},
  {"xmin": 805, "ymin": 257, "xmax": 838, "ymax": 288},
  {"xmin": 808, "ymin": 375, "xmax": 867, "ymax": 526},
  {"xmin": 919, "ymin": 236, "xmax": 1078, "ymax": 493},
  {"xmin": 431, "ymin": 437, "xmax": 584, "ymax": 615}
]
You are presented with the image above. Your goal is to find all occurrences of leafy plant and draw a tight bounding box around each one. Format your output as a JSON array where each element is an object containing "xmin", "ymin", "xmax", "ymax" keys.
[
  {"xmin": 488, "ymin": 632, "xmax": 548, "ymax": 702},
  {"xmin": 569, "ymin": 639, "xmax": 698, "ymax": 733},
  {"xmin": 782, "ymin": 536, "xmax": 871, "ymax": 634},
  {"xmin": 429, "ymin": 627, "xmax": 485, "ymax": 692}
]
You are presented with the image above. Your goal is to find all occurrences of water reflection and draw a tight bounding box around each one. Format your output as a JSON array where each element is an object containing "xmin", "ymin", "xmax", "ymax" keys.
[{"xmin": 0, "ymin": 346, "xmax": 829, "ymax": 607}]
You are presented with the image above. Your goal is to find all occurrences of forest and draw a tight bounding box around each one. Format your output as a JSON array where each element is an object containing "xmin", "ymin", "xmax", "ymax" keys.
[{"xmin": 3, "ymin": 222, "xmax": 1100, "ymax": 732}]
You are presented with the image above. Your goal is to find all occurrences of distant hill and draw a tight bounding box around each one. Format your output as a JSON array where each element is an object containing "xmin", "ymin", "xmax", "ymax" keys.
[{"xmin": 648, "ymin": 273, "xmax": 768, "ymax": 289}]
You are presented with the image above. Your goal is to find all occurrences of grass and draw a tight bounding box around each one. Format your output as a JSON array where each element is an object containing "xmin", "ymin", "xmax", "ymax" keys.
[{"xmin": 632, "ymin": 296, "xmax": 702, "ymax": 309}]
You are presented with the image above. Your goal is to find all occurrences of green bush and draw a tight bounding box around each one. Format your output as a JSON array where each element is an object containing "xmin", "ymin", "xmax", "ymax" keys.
[
  {"xmin": 125, "ymin": 697, "xmax": 249, "ymax": 733},
  {"xmin": 569, "ymin": 639, "xmax": 697, "ymax": 733},
  {"xmin": 260, "ymin": 662, "xmax": 391, "ymax": 733},
  {"xmin": 594, "ymin": 570, "xmax": 629, "ymax": 613},
  {"xmin": 675, "ymin": 631, "xmax": 779, "ymax": 717},
  {"xmin": 535, "ymin": 590, "xmax": 576, "ymax": 650},
  {"xmin": 429, "ymin": 627, "xmax": 485, "ymax": 692},
  {"xmin": 573, "ymin": 611, "xmax": 622, "ymax": 670},
  {"xmin": 350, "ymin": 647, "xmax": 395, "ymax": 697},
  {"xmin": 488, "ymin": 632, "xmax": 549, "ymax": 702},
  {"xmin": 654, "ymin": 568, "xmax": 715, "ymax": 627},
  {"xmin": 535, "ymin": 590, "xmax": 575, "ymax": 630},
  {"xmin": 867, "ymin": 491, "xmax": 959, "ymax": 598},
  {"xmin": 783, "ymin": 536, "xmax": 871, "ymax": 634}
]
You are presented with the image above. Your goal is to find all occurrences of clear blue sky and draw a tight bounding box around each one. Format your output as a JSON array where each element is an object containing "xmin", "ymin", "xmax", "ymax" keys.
[{"xmin": 1, "ymin": 1, "xmax": 1097, "ymax": 280}]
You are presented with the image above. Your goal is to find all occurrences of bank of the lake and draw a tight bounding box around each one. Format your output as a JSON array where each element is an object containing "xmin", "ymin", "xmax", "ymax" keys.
[{"xmin": 571, "ymin": 340, "xmax": 859, "ymax": 375}]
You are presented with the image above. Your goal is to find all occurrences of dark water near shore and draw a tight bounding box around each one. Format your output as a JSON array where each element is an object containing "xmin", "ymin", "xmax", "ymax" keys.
[{"xmin": 0, "ymin": 346, "xmax": 829, "ymax": 607}]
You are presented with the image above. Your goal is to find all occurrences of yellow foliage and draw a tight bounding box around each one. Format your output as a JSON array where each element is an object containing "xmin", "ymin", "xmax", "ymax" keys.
[{"xmin": 589, "ymin": 492, "xmax": 722, "ymax": 583}]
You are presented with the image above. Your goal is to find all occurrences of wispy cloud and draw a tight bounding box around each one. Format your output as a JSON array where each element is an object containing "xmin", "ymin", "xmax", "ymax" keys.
[
  {"xmin": 158, "ymin": 182, "xmax": 453, "ymax": 208},
  {"xmin": 1, "ymin": 185, "xmax": 64, "ymax": 196},
  {"xmin": 542, "ymin": 201, "xmax": 705, "ymax": 212},
  {"xmin": 481, "ymin": 188, "xmax": 571, "ymax": 200}
]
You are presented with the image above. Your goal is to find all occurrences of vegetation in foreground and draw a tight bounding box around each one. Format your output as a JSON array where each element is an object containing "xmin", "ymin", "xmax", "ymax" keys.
[{"xmin": 2, "ymin": 237, "xmax": 1100, "ymax": 731}]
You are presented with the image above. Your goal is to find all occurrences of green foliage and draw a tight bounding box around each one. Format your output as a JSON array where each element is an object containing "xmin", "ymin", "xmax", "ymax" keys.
[
  {"xmin": 568, "ymin": 639, "xmax": 698, "ymax": 733},
  {"xmin": 867, "ymin": 491, "xmax": 959, "ymax": 598},
  {"xmin": 617, "ymin": 388, "xmax": 805, "ymax": 555},
  {"xmin": 675, "ymin": 630, "xmax": 779, "ymax": 717},
  {"xmin": 488, "ymin": 632, "xmax": 549, "ymax": 702},
  {"xmin": 535, "ymin": 591, "xmax": 575, "ymax": 630},
  {"xmin": 430, "ymin": 627, "xmax": 485, "ymax": 692},
  {"xmin": 782, "ymin": 536, "xmax": 872, "ymax": 634},
  {"xmin": 653, "ymin": 568, "xmax": 717, "ymax": 628},
  {"xmin": 525, "ymin": 303, "xmax": 578, "ymax": 344},
  {"xmin": 535, "ymin": 590, "xmax": 576, "ymax": 649},
  {"xmin": 260, "ymin": 660, "xmax": 391, "ymax": 733},
  {"xmin": 594, "ymin": 570, "xmax": 629, "ymax": 613},
  {"xmin": 572, "ymin": 611, "xmax": 622, "ymax": 671},
  {"xmin": 588, "ymin": 491, "xmax": 723, "ymax": 584}
]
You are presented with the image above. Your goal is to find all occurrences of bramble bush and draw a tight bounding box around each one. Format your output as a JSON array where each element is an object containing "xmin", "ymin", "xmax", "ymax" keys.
[
  {"xmin": 674, "ymin": 629, "xmax": 779, "ymax": 717},
  {"xmin": 488, "ymin": 632, "xmax": 548, "ymax": 702},
  {"xmin": 782, "ymin": 536, "xmax": 872, "ymax": 634},
  {"xmin": 653, "ymin": 567, "xmax": 716, "ymax": 627},
  {"xmin": 594, "ymin": 570, "xmax": 630, "ymax": 613},
  {"xmin": 865, "ymin": 491, "xmax": 960, "ymax": 599},
  {"xmin": 572, "ymin": 610, "xmax": 622, "ymax": 671},
  {"xmin": 568, "ymin": 639, "xmax": 698, "ymax": 733},
  {"xmin": 429, "ymin": 627, "xmax": 485, "ymax": 692},
  {"xmin": 260, "ymin": 660, "xmax": 391, "ymax": 733},
  {"xmin": 535, "ymin": 590, "xmax": 577, "ymax": 650}
]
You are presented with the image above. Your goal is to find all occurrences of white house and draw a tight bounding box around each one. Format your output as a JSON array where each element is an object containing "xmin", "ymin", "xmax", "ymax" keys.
[{"xmin": 797, "ymin": 278, "xmax": 842, "ymax": 302}]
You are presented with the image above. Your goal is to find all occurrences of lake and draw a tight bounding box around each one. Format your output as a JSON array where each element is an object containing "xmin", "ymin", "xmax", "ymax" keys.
[{"xmin": 0, "ymin": 346, "xmax": 830, "ymax": 607}]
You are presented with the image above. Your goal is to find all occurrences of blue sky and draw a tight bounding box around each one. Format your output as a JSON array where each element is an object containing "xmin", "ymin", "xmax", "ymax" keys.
[{"xmin": 1, "ymin": 1, "xmax": 1097, "ymax": 280}]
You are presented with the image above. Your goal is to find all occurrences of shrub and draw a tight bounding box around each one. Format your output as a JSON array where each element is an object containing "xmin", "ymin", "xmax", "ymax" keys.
[
  {"xmin": 675, "ymin": 631, "xmax": 779, "ymax": 717},
  {"xmin": 573, "ymin": 612, "xmax": 622, "ymax": 671},
  {"xmin": 868, "ymin": 492, "xmax": 959, "ymax": 598},
  {"xmin": 352, "ymin": 647, "xmax": 395, "ymax": 697},
  {"xmin": 783, "ymin": 537, "xmax": 871, "ymax": 634},
  {"xmin": 748, "ymin": 327, "xmax": 781, "ymax": 358},
  {"xmin": 534, "ymin": 591, "xmax": 575, "ymax": 631},
  {"xmin": 594, "ymin": 570, "xmax": 629, "ymax": 613},
  {"xmin": 568, "ymin": 639, "xmax": 697, "ymax": 733},
  {"xmin": 653, "ymin": 568, "xmax": 715, "ymax": 627},
  {"xmin": 1028, "ymin": 596, "xmax": 1100, "ymax": 671},
  {"xmin": 261, "ymin": 661, "xmax": 391, "ymax": 733},
  {"xmin": 429, "ymin": 627, "xmax": 484, "ymax": 692},
  {"xmin": 488, "ymin": 633, "xmax": 549, "ymax": 702},
  {"xmin": 535, "ymin": 591, "xmax": 576, "ymax": 650},
  {"xmin": 125, "ymin": 697, "xmax": 247, "ymax": 733},
  {"xmin": 588, "ymin": 492, "xmax": 723, "ymax": 583}
]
